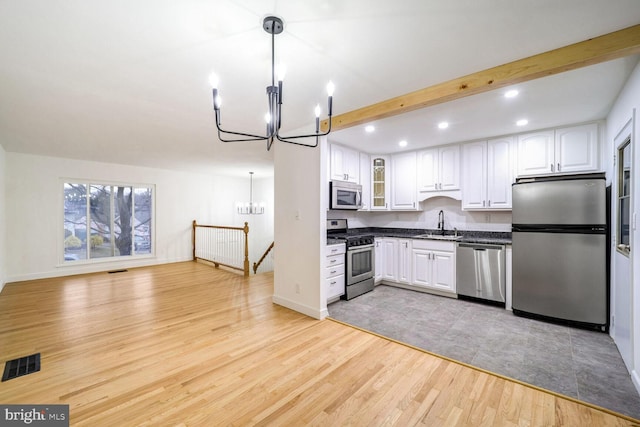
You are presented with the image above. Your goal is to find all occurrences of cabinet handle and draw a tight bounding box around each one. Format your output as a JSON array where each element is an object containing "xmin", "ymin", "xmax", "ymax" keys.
[
  {"xmin": 330, "ymin": 270, "xmax": 337, "ymax": 274},
  {"xmin": 550, "ymin": 163, "xmax": 554, "ymax": 172},
  {"xmin": 488, "ymin": 200, "xmax": 491, "ymax": 206},
  {"xmin": 557, "ymin": 163, "xmax": 560, "ymax": 172},
  {"xmin": 330, "ymin": 281, "xmax": 337, "ymax": 285},
  {"xmin": 482, "ymin": 200, "xmax": 485, "ymax": 207},
  {"xmin": 330, "ymin": 259, "xmax": 337, "ymax": 264}
]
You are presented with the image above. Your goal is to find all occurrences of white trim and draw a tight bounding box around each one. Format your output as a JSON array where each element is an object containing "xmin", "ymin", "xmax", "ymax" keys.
[
  {"xmin": 272, "ymin": 295, "xmax": 325, "ymax": 320},
  {"xmin": 7, "ymin": 257, "xmax": 192, "ymax": 283}
]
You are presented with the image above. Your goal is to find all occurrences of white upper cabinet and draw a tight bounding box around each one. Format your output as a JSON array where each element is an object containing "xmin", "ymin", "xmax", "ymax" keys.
[
  {"xmin": 418, "ymin": 145, "xmax": 460, "ymax": 193},
  {"xmin": 358, "ymin": 152, "xmax": 371, "ymax": 211},
  {"xmin": 516, "ymin": 130, "xmax": 555, "ymax": 176},
  {"xmin": 462, "ymin": 137, "xmax": 512, "ymax": 210},
  {"xmin": 461, "ymin": 141, "xmax": 487, "ymax": 210},
  {"xmin": 370, "ymin": 155, "xmax": 390, "ymax": 210},
  {"xmin": 391, "ymin": 151, "xmax": 418, "ymax": 210},
  {"xmin": 516, "ymin": 123, "xmax": 599, "ymax": 177},
  {"xmin": 329, "ymin": 143, "xmax": 360, "ymax": 183},
  {"xmin": 486, "ymin": 137, "xmax": 513, "ymax": 209},
  {"xmin": 555, "ymin": 123, "xmax": 599, "ymax": 174}
]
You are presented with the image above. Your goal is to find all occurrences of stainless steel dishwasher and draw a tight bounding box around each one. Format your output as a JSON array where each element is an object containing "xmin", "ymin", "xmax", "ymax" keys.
[{"xmin": 456, "ymin": 243, "xmax": 506, "ymax": 303}]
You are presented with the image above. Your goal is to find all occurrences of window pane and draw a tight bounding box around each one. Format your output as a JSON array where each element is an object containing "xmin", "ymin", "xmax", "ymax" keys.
[
  {"xmin": 134, "ymin": 187, "xmax": 152, "ymax": 254},
  {"xmin": 90, "ymin": 185, "xmax": 113, "ymax": 258},
  {"xmin": 64, "ymin": 182, "xmax": 153, "ymax": 262},
  {"xmin": 114, "ymin": 186, "xmax": 133, "ymax": 256},
  {"xmin": 64, "ymin": 183, "xmax": 87, "ymax": 262}
]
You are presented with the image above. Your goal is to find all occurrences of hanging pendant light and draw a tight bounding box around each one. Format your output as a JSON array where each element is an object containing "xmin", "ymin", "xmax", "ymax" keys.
[
  {"xmin": 237, "ymin": 172, "xmax": 264, "ymax": 215},
  {"xmin": 209, "ymin": 15, "xmax": 334, "ymax": 151}
]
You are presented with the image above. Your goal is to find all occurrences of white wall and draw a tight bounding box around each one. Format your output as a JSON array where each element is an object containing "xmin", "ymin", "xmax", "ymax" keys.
[
  {"xmin": 606, "ymin": 60, "xmax": 640, "ymax": 394},
  {"xmin": 328, "ymin": 197, "xmax": 512, "ymax": 232},
  {"xmin": 0, "ymin": 144, "xmax": 6, "ymax": 293},
  {"xmin": 272, "ymin": 138, "xmax": 325, "ymax": 319},
  {"xmin": 5, "ymin": 152, "xmax": 273, "ymax": 282}
]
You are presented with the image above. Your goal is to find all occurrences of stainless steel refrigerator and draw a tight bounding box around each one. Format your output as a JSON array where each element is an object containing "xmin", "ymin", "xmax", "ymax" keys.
[{"xmin": 511, "ymin": 173, "xmax": 608, "ymax": 330}]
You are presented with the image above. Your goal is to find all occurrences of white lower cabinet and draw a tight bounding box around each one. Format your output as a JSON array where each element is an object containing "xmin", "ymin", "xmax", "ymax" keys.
[
  {"xmin": 380, "ymin": 238, "xmax": 398, "ymax": 282},
  {"xmin": 397, "ymin": 239, "xmax": 412, "ymax": 284},
  {"xmin": 375, "ymin": 237, "xmax": 455, "ymax": 295},
  {"xmin": 325, "ymin": 243, "xmax": 346, "ymax": 302},
  {"xmin": 411, "ymin": 240, "xmax": 456, "ymax": 294}
]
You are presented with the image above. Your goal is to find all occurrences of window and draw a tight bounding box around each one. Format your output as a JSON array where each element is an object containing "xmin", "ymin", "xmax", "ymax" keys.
[
  {"xmin": 617, "ymin": 139, "xmax": 631, "ymax": 255},
  {"xmin": 64, "ymin": 182, "xmax": 153, "ymax": 262}
]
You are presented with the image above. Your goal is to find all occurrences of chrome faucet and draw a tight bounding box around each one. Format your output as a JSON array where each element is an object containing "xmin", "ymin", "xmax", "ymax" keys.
[{"xmin": 438, "ymin": 210, "xmax": 445, "ymax": 235}]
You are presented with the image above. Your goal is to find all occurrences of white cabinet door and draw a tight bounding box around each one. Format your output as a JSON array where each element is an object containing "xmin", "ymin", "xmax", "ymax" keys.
[
  {"xmin": 397, "ymin": 239, "xmax": 412, "ymax": 284},
  {"xmin": 431, "ymin": 250, "xmax": 455, "ymax": 293},
  {"xmin": 371, "ymin": 155, "xmax": 390, "ymax": 210},
  {"xmin": 359, "ymin": 152, "xmax": 371, "ymax": 211},
  {"xmin": 486, "ymin": 137, "xmax": 513, "ymax": 209},
  {"xmin": 439, "ymin": 145, "xmax": 460, "ymax": 191},
  {"xmin": 411, "ymin": 240, "xmax": 455, "ymax": 294},
  {"xmin": 391, "ymin": 152, "xmax": 418, "ymax": 210},
  {"xmin": 418, "ymin": 146, "xmax": 459, "ymax": 192},
  {"xmin": 374, "ymin": 238, "xmax": 384, "ymax": 283},
  {"xmin": 411, "ymin": 248, "xmax": 432, "ymax": 287},
  {"xmin": 330, "ymin": 144, "xmax": 360, "ymax": 183},
  {"xmin": 381, "ymin": 238, "xmax": 398, "ymax": 281},
  {"xmin": 417, "ymin": 149, "xmax": 439, "ymax": 192},
  {"xmin": 555, "ymin": 123, "xmax": 599, "ymax": 174},
  {"xmin": 462, "ymin": 141, "xmax": 487, "ymax": 210},
  {"xmin": 517, "ymin": 131, "xmax": 555, "ymax": 176},
  {"xmin": 516, "ymin": 125, "xmax": 599, "ymax": 177}
]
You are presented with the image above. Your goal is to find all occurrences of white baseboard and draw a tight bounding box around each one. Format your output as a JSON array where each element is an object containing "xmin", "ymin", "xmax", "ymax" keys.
[
  {"xmin": 6, "ymin": 257, "xmax": 192, "ymax": 283},
  {"xmin": 272, "ymin": 294, "xmax": 325, "ymax": 320}
]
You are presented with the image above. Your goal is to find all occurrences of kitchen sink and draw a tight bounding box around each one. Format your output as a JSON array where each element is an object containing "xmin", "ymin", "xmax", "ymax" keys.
[{"xmin": 414, "ymin": 234, "xmax": 462, "ymax": 240}]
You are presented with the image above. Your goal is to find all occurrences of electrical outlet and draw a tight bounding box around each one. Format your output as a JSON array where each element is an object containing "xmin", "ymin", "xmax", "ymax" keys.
[{"xmin": 295, "ymin": 283, "xmax": 300, "ymax": 294}]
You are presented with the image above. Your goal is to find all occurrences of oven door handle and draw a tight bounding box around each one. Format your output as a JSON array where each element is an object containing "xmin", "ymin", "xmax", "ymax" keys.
[{"xmin": 348, "ymin": 244, "xmax": 374, "ymax": 253}]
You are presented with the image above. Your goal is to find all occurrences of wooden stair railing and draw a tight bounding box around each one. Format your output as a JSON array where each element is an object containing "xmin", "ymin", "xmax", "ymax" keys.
[
  {"xmin": 253, "ymin": 242, "xmax": 274, "ymax": 274},
  {"xmin": 192, "ymin": 220, "xmax": 250, "ymax": 277}
]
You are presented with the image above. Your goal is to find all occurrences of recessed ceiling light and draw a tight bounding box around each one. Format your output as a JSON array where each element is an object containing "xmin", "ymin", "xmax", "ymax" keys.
[
  {"xmin": 398, "ymin": 140, "xmax": 408, "ymax": 147},
  {"xmin": 505, "ymin": 89, "xmax": 519, "ymax": 98},
  {"xmin": 438, "ymin": 122, "xmax": 449, "ymax": 129},
  {"xmin": 364, "ymin": 125, "xmax": 375, "ymax": 133},
  {"xmin": 516, "ymin": 119, "xmax": 529, "ymax": 126}
]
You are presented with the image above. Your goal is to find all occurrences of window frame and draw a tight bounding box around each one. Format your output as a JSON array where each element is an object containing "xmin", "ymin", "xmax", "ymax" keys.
[
  {"xmin": 616, "ymin": 137, "xmax": 631, "ymax": 257},
  {"xmin": 61, "ymin": 179, "xmax": 155, "ymax": 265}
]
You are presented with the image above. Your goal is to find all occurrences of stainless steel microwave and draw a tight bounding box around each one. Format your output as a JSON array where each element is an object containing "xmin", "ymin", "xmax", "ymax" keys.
[{"xmin": 330, "ymin": 180, "xmax": 363, "ymax": 210}]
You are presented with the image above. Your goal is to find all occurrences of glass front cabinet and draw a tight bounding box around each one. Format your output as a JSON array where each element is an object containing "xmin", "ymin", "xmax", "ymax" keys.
[{"xmin": 371, "ymin": 156, "xmax": 389, "ymax": 210}]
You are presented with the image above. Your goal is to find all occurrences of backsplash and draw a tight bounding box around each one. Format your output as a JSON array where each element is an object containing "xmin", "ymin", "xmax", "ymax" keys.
[{"xmin": 327, "ymin": 197, "xmax": 512, "ymax": 232}]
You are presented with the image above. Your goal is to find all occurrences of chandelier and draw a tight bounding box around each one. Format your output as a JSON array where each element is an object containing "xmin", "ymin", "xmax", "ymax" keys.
[
  {"xmin": 209, "ymin": 16, "xmax": 334, "ymax": 151},
  {"xmin": 237, "ymin": 172, "xmax": 264, "ymax": 215}
]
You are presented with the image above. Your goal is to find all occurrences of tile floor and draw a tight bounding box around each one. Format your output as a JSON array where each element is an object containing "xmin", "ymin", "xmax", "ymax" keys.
[{"xmin": 328, "ymin": 285, "xmax": 640, "ymax": 420}]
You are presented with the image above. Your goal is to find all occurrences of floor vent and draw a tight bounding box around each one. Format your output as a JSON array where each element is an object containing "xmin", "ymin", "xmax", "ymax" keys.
[
  {"xmin": 108, "ymin": 269, "xmax": 128, "ymax": 274},
  {"xmin": 2, "ymin": 353, "xmax": 41, "ymax": 382}
]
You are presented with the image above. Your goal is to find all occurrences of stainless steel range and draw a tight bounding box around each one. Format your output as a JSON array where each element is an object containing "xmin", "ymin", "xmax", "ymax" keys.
[{"xmin": 327, "ymin": 219, "xmax": 375, "ymax": 300}]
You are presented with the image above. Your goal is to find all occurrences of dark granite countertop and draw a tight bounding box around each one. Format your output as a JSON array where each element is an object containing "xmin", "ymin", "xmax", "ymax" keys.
[{"xmin": 343, "ymin": 227, "xmax": 511, "ymax": 245}]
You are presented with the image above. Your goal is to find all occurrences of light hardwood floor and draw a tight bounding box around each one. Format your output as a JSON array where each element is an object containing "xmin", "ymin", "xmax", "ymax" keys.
[{"xmin": 0, "ymin": 262, "xmax": 637, "ymax": 426}]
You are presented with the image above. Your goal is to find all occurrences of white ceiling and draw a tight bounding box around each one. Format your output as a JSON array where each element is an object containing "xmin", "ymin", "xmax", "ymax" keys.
[{"xmin": 0, "ymin": 1, "xmax": 639, "ymax": 177}]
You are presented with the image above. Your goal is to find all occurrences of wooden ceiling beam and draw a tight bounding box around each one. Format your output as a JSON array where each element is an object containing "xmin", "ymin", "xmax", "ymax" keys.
[{"xmin": 322, "ymin": 24, "xmax": 640, "ymax": 132}]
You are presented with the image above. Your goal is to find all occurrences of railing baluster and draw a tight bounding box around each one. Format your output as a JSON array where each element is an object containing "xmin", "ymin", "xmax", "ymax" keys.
[{"xmin": 192, "ymin": 221, "xmax": 249, "ymax": 276}]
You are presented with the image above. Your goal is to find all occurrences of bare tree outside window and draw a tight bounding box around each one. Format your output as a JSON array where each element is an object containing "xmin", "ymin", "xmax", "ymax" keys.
[{"xmin": 64, "ymin": 182, "xmax": 153, "ymax": 262}]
